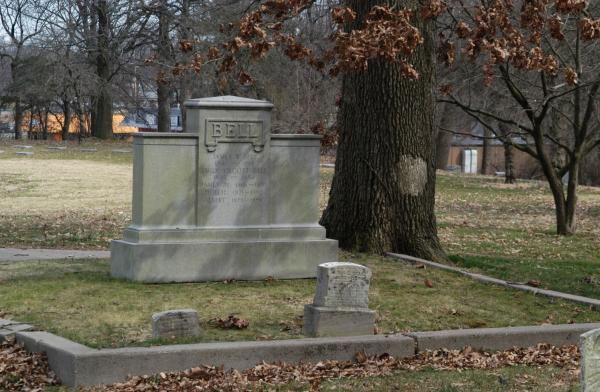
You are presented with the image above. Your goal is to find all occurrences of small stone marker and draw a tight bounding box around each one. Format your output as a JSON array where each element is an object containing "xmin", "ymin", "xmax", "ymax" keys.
[
  {"xmin": 47, "ymin": 146, "xmax": 67, "ymax": 150},
  {"xmin": 111, "ymin": 149, "xmax": 132, "ymax": 153},
  {"xmin": 152, "ymin": 309, "xmax": 200, "ymax": 339},
  {"xmin": 580, "ymin": 328, "xmax": 600, "ymax": 391},
  {"xmin": 15, "ymin": 151, "xmax": 33, "ymax": 156},
  {"xmin": 303, "ymin": 262, "xmax": 375, "ymax": 337},
  {"xmin": 13, "ymin": 145, "xmax": 32, "ymax": 149},
  {"xmin": 80, "ymin": 148, "xmax": 97, "ymax": 152},
  {"xmin": 0, "ymin": 150, "xmax": 4, "ymax": 154}
]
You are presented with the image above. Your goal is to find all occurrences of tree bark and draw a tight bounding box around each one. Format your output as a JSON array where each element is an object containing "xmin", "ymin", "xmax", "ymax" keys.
[
  {"xmin": 11, "ymin": 60, "xmax": 23, "ymax": 140},
  {"xmin": 481, "ymin": 126, "xmax": 492, "ymax": 175},
  {"xmin": 498, "ymin": 122, "xmax": 515, "ymax": 183},
  {"xmin": 62, "ymin": 100, "xmax": 71, "ymax": 141},
  {"xmin": 156, "ymin": 0, "xmax": 171, "ymax": 133},
  {"xmin": 13, "ymin": 98, "xmax": 23, "ymax": 140},
  {"xmin": 320, "ymin": 0, "xmax": 446, "ymax": 260},
  {"xmin": 178, "ymin": 0, "xmax": 192, "ymax": 132},
  {"xmin": 435, "ymin": 130, "xmax": 452, "ymax": 170},
  {"xmin": 503, "ymin": 142, "xmax": 515, "ymax": 184},
  {"xmin": 91, "ymin": 0, "xmax": 113, "ymax": 139},
  {"xmin": 435, "ymin": 103, "xmax": 452, "ymax": 170}
]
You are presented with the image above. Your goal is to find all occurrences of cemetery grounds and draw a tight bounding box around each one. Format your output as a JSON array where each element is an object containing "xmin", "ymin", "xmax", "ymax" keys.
[{"xmin": 1, "ymin": 140, "xmax": 600, "ymax": 391}]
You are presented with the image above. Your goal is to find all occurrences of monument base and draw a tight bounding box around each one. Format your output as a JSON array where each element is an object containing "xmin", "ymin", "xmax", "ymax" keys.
[
  {"xmin": 110, "ymin": 237, "xmax": 338, "ymax": 283},
  {"xmin": 303, "ymin": 305, "xmax": 376, "ymax": 337}
]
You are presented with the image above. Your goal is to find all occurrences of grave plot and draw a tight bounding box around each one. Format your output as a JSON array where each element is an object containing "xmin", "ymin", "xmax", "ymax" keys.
[{"xmin": 1, "ymin": 254, "xmax": 599, "ymax": 348}]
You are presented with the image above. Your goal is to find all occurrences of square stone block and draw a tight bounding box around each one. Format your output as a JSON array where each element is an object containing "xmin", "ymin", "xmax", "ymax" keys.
[
  {"xmin": 152, "ymin": 309, "xmax": 200, "ymax": 339},
  {"xmin": 303, "ymin": 304, "xmax": 375, "ymax": 337}
]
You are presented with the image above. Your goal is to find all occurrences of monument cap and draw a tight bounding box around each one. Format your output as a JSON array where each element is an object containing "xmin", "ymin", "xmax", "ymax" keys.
[{"xmin": 184, "ymin": 95, "xmax": 274, "ymax": 110}]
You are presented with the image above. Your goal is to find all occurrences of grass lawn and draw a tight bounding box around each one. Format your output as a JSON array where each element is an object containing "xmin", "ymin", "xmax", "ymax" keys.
[
  {"xmin": 1, "ymin": 253, "xmax": 598, "ymax": 348},
  {"xmin": 2, "ymin": 138, "xmax": 599, "ymax": 297},
  {"xmin": 1, "ymin": 140, "xmax": 597, "ymax": 390}
]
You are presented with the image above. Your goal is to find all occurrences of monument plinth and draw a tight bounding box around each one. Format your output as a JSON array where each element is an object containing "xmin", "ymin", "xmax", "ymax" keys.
[{"xmin": 111, "ymin": 96, "xmax": 338, "ymax": 282}]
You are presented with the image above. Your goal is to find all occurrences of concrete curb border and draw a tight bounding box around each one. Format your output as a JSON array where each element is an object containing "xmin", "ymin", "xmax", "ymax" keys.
[
  {"xmin": 386, "ymin": 252, "xmax": 600, "ymax": 310},
  {"xmin": 16, "ymin": 331, "xmax": 414, "ymax": 387},
  {"xmin": 12, "ymin": 321, "xmax": 600, "ymax": 387}
]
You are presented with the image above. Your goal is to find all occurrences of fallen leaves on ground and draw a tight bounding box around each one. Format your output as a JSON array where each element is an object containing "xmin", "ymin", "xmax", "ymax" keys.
[
  {"xmin": 1, "ymin": 339, "xmax": 581, "ymax": 391},
  {"xmin": 527, "ymin": 280, "xmax": 541, "ymax": 288},
  {"xmin": 209, "ymin": 315, "xmax": 250, "ymax": 330},
  {"xmin": 103, "ymin": 343, "xmax": 580, "ymax": 391},
  {"xmin": 0, "ymin": 340, "xmax": 57, "ymax": 391}
]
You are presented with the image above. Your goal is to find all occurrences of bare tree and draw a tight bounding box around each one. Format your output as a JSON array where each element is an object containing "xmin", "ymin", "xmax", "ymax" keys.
[{"xmin": 0, "ymin": 0, "xmax": 49, "ymax": 139}]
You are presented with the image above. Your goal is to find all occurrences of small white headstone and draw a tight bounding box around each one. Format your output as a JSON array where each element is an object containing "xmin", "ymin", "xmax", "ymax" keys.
[
  {"xmin": 111, "ymin": 149, "xmax": 132, "ymax": 153},
  {"xmin": 313, "ymin": 262, "xmax": 371, "ymax": 309},
  {"xmin": 303, "ymin": 262, "xmax": 375, "ymax": 337},
  {"xmin": 47, "ymin": 146, "xmax": 67, "ymax": 150},
  {"xmin": 80, "ymin": 148, "xmax": 97, "ymax": 152},
  {"xmin": 581, "ymin": 328, "xmax": 600, "ymax": 391},
  {"xmin": 13, "ymin": 145, "xmax": 32, "ymax": 149},
  {"xmin": 15, "ymin": 151, "xmax": 33, "ymax": 156},
  {"xmin": 152, "ymin": 309, "xmax": 200, "ymax": 339}
]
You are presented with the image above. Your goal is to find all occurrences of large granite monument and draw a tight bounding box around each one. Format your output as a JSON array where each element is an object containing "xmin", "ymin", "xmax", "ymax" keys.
[{"xmin": 111, "ymin": 96, "xmax": 338, "ymax": 282}]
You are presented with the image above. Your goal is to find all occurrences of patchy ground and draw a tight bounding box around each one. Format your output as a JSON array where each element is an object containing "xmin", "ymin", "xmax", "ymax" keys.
[
  {"xmin": 1, "ymin": 144, "xmax": 599, "ymax": 297},
  {"xmin": 1, "ymin": 254, "xmax": 598, "ymax": 348},
  {"xmin": 0, "ymin": 339, "xmax": 582, "ymax": 391}
]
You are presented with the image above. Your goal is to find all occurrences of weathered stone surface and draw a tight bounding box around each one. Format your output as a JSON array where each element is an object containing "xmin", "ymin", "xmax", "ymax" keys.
[
  {"xmin": 303, "ymin": 305, "xmax": 375, "ymax": 337},
  {"xmin": 304, "ymin": 262, "xmax": 374, "ymax": 337},
  {"xmin": 16, "ymin": 330, "xmax": 414, "ymax": 387},
  {"xmin": 313, "ymin": 262, "xmax": 371, "ymax": 308},
  {"xmin": 151, "ymin": 309, "xmax": 200, "ymax": 339},
  {"xmin": 581, "ymin": 328, "xmax": 600, "ymax": 391},
  {"xmin": 111, "ymin": 96, "xmax": 338, "ymax": 282},
  {"xmin": 15, "ymin": 151, "xmax": 33, "ymax": 156},
  {"xmin": 80, "ymin": 148, "xmax": 97, "ymax": 152},
  {"xmin": 0, "ymin": 319, "xmax": 35, "ymax": 342},
  {"xmin": 47, "ymin": 146, "xmax": 67, "ymax": 150},
  {"xmin": 12, "ymin": 145, "xmax": 32, "ymax": 149}
]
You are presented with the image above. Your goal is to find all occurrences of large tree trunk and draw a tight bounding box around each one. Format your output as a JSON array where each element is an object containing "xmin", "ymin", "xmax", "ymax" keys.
[
  {"xmin": 498, "ymin": 122, "xmax": 515, "ymax": 184},
  {"xmin": 13, "ymin": 98, "xmax": 23, "ymax": 140},
  {"xmin": 91, "ymin": 0, "xmax": 113, "ymax": 139},
  {"xmin": 177, "ymin": 0, "xmax": 193, "ymax": 131},
  {"xmin": 320, "ymin": 0, "xmax": 446, "ymax": 260},
  {"xmin": 156, "ymin": 0, "xmax": 171, "ymax": 133},
  {"xmin": 503, "ymin": 142, "xmax": 515, "ymax": 184},
  {"xmin": 11, "ymin": 60, "xmax": 23, "ymax": 140},
  {"xmin": 533, "ymin": 128, "xmax": 576, "ymax": 235}
]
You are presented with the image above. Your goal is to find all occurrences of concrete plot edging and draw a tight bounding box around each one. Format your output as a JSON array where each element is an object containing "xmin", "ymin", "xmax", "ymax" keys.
[
  {"xmin": 386, "ymin": 252, "xmax": 600, "ymax": 310},
  {"xmin": 406, "ymin": 323, "xmax": 600, "ymax": 352},
  {"xmin": 15, "ymin": 332, "xmax": 415, "ymax": 387}
]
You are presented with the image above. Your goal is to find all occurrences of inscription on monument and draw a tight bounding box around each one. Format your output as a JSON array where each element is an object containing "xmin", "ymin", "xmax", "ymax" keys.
[
  {"xmin": 198, "ymin": 147, "xmax": 268, "ymax": 225},
  {"xmin": 205, "ymin": 119, "xmax": 264, "ymax": 152},
  {"xmin": 313, "ymin": 262, "xmax": 371, "ymax": 308},
  {"xmin": 199, "ymin": 152, "xmax": 266, "ymax": 205}
]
